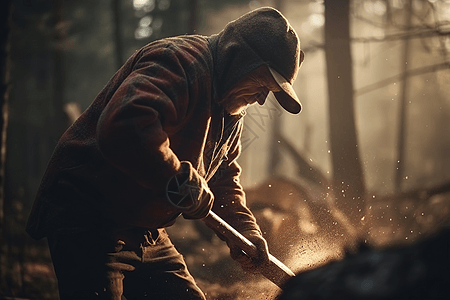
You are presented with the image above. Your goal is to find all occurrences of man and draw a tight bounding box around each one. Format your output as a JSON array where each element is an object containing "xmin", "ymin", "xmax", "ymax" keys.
[{"xmin": 26, "ymin": 7, "xmax": 305, "ymax": 300}]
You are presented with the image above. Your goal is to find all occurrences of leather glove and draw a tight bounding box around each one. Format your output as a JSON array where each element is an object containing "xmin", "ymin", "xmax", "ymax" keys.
[
  {"xmin": 166, "ymin": 161, "xmax": 214, "ymax": 219},
  {"xmin": 227, "ymin": 229, "xmax": 270, "ymax": 273}
]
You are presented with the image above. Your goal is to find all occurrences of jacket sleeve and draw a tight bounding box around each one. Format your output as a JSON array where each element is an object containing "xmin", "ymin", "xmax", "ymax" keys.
[
  {"xmin": 207, "ymin": 122, "xmax": 261, "ymax": 234},
  {"xmin": 96, "ymin": 45, "xmax": 190, "ymax": 193}
]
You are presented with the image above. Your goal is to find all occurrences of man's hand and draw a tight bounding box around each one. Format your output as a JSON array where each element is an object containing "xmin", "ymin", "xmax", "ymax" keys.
[
  {"xmin": 166, "ymin": 161, "xmax": 214, "ymax": 219},
  {"xmin": 227, "ymin": 229, "xmax": 270, "ymax": 273}
]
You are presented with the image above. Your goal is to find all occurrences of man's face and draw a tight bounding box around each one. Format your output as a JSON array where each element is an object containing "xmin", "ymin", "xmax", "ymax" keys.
[{"xmin": 221, "ymin": 66, "xmax": 281, "ymax": 115}]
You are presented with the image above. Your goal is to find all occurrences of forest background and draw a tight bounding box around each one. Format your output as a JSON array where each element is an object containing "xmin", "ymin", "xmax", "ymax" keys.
[{"xmin": 0, "ymin": 0, "xmax": 449, "ymax": 299}]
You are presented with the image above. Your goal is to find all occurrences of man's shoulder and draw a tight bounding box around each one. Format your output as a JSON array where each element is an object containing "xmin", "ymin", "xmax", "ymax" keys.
[
  {"xmin": 135, "ymin": 35, "xmax": 214, "ymax": 73},
  {"xmin": 141, "ymin": 35, "xmax": 211, "ymax": 56}
]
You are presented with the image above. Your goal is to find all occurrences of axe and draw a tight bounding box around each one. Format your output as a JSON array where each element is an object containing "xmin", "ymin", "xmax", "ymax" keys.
[
  {"xmin": 203, "ymin": 210, "xmax": 295, "ymax": 289},
  {"xmin": 166, "ymin": 172, "xmax": 295, "ymax": 289}
]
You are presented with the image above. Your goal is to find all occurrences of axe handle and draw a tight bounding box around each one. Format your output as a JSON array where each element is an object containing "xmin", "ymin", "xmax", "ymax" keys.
[{"xmin": 203, "ymin": 211, "xmax": 295, "ymax": 289}]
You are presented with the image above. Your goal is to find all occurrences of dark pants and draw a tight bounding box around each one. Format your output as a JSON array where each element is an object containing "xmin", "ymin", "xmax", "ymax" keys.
[{"xmin": 47, "ymin": 228, "xmax": 206, "ymax": 300}]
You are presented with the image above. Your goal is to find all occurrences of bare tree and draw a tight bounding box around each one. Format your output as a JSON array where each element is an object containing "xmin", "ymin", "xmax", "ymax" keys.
[
  {"xmin": 324, "ymin": 0, "xmax": 365, "ymax": 224},
  {"xmin": 352, "ymin": 0, "xmax": 450, "ymax": 193}
]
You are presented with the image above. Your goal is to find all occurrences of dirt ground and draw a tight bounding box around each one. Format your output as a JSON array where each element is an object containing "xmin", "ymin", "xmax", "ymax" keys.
[{"xmin": 1, "ymin": 188, "xmax": 449, "ymax": 300}]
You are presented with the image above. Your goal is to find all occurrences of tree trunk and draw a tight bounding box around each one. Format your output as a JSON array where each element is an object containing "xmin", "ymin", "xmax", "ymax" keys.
[
  {"xmin": 0, "ymin": 0, "xmax": 12, "ymax": 294},
  {"xmin": 112, "ymin": 0, "xmax": 124, "ymax": 69},
  {"xmin": 324, "ymin": 0, "xmax": 365, "ymax": 224},
  {"xmin": 268, "ymin": 0, "xmax": 286, "ymax": 176},
  {"xmin": 0, "ymin": 0, "xmax": 12, "ymax": 227},
  {"xmin": 53, "ymin": 0, "xmax": 67, "ymax": 138},
  {"xmin": 394, "ymin": 0, "xmax": 413, "ymax": 193},
  {"xmin": 188, "ymin": 0, "xmax": 198, "ymax": 34}
]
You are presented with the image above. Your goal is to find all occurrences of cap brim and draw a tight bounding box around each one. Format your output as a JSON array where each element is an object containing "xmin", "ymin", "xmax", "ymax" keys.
[{"xmin": 268, "ymin": 67, "xmax": 302, "ymax": 114}]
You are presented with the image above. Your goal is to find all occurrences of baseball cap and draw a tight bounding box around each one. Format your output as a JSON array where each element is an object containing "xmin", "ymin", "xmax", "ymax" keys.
[{"xmin": 268, "ymin": 50, "xmax": 304, "ymax": 114}]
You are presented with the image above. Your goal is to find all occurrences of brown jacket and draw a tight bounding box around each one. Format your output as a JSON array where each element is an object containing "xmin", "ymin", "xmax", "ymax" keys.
[
  {"xmin": 26, "ymin": 34, "xmax": 259, "ymax": 240},
  {"xmin": 26, "ymin": 7, "xmax": 297, "ymax": 240}
]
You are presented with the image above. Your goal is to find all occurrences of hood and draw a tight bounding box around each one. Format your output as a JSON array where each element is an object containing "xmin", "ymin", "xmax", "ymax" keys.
[{"xmin": 208, "ymin": 7, "xmax": 302, "ymax": 111}]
